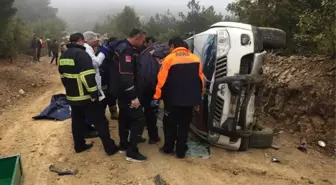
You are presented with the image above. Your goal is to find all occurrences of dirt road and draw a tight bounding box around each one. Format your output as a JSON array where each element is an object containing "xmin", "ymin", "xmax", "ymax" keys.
[{"xmin": 0, "ymin": 59, "xmax": 335, "ymax": 185}]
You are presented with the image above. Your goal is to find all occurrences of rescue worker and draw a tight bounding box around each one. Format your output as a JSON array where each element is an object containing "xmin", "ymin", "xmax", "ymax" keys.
[
  {"xmin": 58, "ymin": 32, "xmax": 118, "ymax": 155},
  {"xmin": 103, "ymin": 28, "xmax": 147, "ymax": 162},
  {"xmin": 139, "ymin": 42, "xmax": 169, "ymax": 144},
  {"xmin": 50, "ymin": 39, "xmax": 59, "ymax": 65},
  {"xmin": 99, "ymin": 37, "xmax": 119, "ymax": 119},
  {"xmin": 152, "ymin": 37, "xmax": 205, "ymax": 158}
]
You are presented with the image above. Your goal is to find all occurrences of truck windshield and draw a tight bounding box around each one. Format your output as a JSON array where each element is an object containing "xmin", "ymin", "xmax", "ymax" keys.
[{"xmin": 201, "ymin": 34, "xmax": 217, "ymax": 82}]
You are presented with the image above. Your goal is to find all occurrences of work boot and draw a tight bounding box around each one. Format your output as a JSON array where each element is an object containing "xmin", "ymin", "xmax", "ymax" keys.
[
  {"xmin": 85, "ymin": 125, "xmax": 99, "ymax": 138},
  {"xmin": 75, "ymin": 143, "xmax": 94, "ymax": 153},
  {"xmin": 176, "ymin": 146, "xmax": 188, "ymax": 159},
  {"xmin": 159, "ymin": 147, "xmax": 174, "ymax": 156},
  {"xmin": 109, "ymin": 106, "xmax": 119, "ymax": 120},
  {"xmin": 118, "ymin": 142, "xmax": 130, "ymax": 154},
  {"xmin": 85, "ymin": 131, "xmax": 99, "ymax": 139},
  {"xmin": 126, "ymin": 149, "xmax": 147, "ymax": 162},
  {"xmin": 105, "ymin": 144, "xmax": 119, "ymax": 156}
]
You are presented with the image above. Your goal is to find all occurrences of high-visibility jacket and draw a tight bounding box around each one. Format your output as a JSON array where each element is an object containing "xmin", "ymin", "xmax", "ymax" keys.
[
  {"xmin": 154, "ymin": 47, "xmax": 205, "ymax": 106},
  {"xmin": 58, "ymin": 43, "xmax": 99, "ymax": 106}
]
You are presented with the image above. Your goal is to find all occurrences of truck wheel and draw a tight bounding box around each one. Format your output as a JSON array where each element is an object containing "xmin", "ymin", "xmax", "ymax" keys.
[
  {"xmin": 258, "ymin": 27, "xmax": 286, "ymax": 49},
  {"xmin": 249, "ymin": 125, "xmax": 274, "ymax": 148},
  {"xmin": 238, "ymin": 136, "xmax": 250, "ymax": 151}
]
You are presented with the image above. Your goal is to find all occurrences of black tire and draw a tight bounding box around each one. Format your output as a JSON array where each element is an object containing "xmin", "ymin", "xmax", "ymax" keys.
[
  {"xmin": 258, "ymin": 27, "xmax": 286, "ymax": 49},
  {"xmin": 238, "ymin": 136, "xmax": 250, "ymax": 151},
  {"xmin": 249, "ymin": 125, "xmax": 274, "ymax": 148}
]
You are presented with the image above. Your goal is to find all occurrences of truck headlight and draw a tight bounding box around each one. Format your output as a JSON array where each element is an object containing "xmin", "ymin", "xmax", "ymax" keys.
[{"xmin": 217, "ymin": 29, "xmax": 230, "ymax": 58}]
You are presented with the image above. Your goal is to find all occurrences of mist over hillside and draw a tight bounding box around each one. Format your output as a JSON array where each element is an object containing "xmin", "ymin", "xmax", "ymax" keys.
[{"xmin": 50, "ymin": 0, "xmax": 231, "ymax": 31}]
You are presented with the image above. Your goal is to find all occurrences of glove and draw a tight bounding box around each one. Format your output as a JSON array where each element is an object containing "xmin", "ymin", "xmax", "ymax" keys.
[
  {"xmin": 99, "ymin": 45, "xmax": 111, "ymax": 56},
  {"xmin": 150, "ymin": 100, "xmax": 159, "ymax": 108}
]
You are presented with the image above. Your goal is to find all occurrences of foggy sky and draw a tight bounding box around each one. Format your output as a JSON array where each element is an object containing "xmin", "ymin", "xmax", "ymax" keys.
[
  {"xmin": 50, "ymin": 0, "xmax": 233, "ymax": 31},
  {"xmin": 51, "ymin": 0, "xmax": 232, "ymax": 17}
]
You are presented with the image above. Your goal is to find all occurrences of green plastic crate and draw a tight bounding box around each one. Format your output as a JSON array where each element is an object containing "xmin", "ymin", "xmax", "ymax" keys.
[{"xmin": 0, "ymin": 155, "xmax": 23, "ymax": 185}]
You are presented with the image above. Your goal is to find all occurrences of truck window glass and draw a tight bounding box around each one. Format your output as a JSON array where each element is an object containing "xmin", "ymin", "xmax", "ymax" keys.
[
  {"xmin": 184, "ymin": 38, "xmax": 194, "ymax": 52},
  {"xmin": 193, "ymin": 34, "xmax": 210, "ymax": 59},
  {"xmin": 201, "ymin": 34, "xmax": 217, "ymax": 81}
]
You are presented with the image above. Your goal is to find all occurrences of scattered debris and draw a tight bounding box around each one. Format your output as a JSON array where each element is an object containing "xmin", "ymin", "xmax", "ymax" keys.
[
  {"xmin": 321, "ymin": 179, "xmax": 330, "ymax": 183},
  {"xmin": 186, "ymin": 139, "xmax": 211, "ymax": 159},
  {"xmin": 271, "ymin": 157, "xmax": 281, "ymax": 163},
  {"xmin": 154, "ymin": 174, "xmax": 167, "ymax": 185},
  {"xmin": 301, "ymin": 176, "xmax": 314, "ymax": 184},
  {"xmin": 297, "ymin": 142, "xmax": 307, "ymax": 153},
  {"xmin": 19, "ymin": 89, "xmax": 25, "ymax": 95},
  {"xmin": 270, "ymin": 144, "xmax": 280, "ymax": 150},
  {"xmin": 57, "ymin": 156, "xmax": 68, "ymax": 163},
  {"xmin": 49, "ymin": 165, "xmax": 78, "ymax": 176},
  {"xmin": 318, "ymin": 141, "xmax": 326, "ymax": 148}
]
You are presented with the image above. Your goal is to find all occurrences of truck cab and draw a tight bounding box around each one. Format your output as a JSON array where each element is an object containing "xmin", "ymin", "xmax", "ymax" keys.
[{"xmin": 185, "ymin": 22, "xmax": 286, "ymax": 151}]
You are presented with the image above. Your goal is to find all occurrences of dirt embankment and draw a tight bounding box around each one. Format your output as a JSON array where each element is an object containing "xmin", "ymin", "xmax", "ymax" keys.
[
  {"xmin": 262, "ymin": 54, "xmax": 335, "ymax": 155},
  {"xmin": 0, "ymin": 55, "xmax": 56, "ymax": 115}
]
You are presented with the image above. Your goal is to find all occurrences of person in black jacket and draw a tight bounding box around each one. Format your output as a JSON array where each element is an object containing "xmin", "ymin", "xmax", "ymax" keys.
[
  {"xmin": 139, "ymin": 43, "xmax": 169, "ymax": 144},
  {"xmin": 104, "ymin": 28, "xmax": 147, "ymax": 162},
  {"xmin": 50, "ymin": 39, "xmax": 59, "ymax": 65},
  {"xmin": 59, "ymin": 32, "xmax": 118, "ymax": 155},
  {"xmin": 99, "ymin": 37, "xmax": 119, "ymax": 119}
]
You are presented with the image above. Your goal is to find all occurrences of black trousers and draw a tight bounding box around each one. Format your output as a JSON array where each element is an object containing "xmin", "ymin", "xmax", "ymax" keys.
[
  {"xmin": 118, "ymin": 99, "xmax": 145, "ymax": 152},
  {"xmin": 163, "ymin": 105, "xmax": 193, "ymax": 156},
  {"xmin": 102, "ymin": 93, "xmax": 117, "ymax": 108},
  {"xmin": 70, "ymin": 101, "xmax": 117, "ymax": 154},
  {"xmin": 36, "ymin": 48, "xmax": 41, "ymax": 61},
  {"xmin": 50, "ymin": 52, "xmax": 58, "ymax": 64},
  {"xmin": 48, "ymin": 49, "xmax": 52, "ymax": 57},
  {"xmin": 140, "ymin": 89, "xmax": 159, "ymax": 141}
]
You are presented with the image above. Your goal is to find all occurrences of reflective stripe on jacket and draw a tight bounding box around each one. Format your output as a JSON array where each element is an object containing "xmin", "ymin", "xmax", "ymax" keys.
[
  {"xmin": 154, "ymin": 47, "xmax": 205, "ymax": 106},
  {"xmin": 58, "ymin": 43, "xmax": 99, "ymax": 105}
]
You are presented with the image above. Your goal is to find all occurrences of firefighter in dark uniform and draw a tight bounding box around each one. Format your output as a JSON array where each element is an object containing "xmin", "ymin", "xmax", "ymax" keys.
[
  {"xmin": 152, "ymin": 37, "xmax": 205, "ymax": 158},
  {"xmin": 105, "ymin": 29, "xmax": 147, "ymax": 162},
  {"xmin": 58, "ymin": 32, "xmax": 118, "ymax": 155}
]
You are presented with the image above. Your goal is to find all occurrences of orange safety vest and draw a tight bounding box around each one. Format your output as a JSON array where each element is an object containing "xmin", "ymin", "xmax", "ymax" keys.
[{"xmin": 154, "ymin": 47, "xmax": 205, "ymax": 106}]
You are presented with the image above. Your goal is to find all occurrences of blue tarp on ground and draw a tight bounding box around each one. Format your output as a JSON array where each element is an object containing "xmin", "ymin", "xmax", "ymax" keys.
[{"xmin": 33, "ymin": 94, "xmax": 71, "ymax": 121}]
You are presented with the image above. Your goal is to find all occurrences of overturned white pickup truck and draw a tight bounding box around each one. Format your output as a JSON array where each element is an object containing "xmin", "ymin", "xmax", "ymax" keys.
[{"xmin": 185, "ymin": 22, "xmax": 286, "ymax": 151}]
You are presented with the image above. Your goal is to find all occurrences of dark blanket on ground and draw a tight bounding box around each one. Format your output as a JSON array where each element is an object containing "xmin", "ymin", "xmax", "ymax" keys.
[{"xmin": 33, "ymin": 94, "xmax": 71, "ymax": 121}]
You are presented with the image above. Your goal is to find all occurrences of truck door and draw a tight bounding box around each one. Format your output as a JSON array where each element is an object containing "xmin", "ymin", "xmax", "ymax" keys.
[{"xmin": 190, "ymin": 34, "xmax": 217, "ymax": 136}]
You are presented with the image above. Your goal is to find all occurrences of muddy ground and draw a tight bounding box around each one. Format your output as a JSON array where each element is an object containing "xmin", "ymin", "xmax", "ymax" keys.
[{"xmin": 0, "ymin": 56, "xmax": 335, "ymax": 185}]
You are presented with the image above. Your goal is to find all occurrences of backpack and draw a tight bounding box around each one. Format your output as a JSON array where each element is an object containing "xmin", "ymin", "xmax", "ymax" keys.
[{"xmin": 138, "ymin": 43, "xmax": 169, "ymax": 91}]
